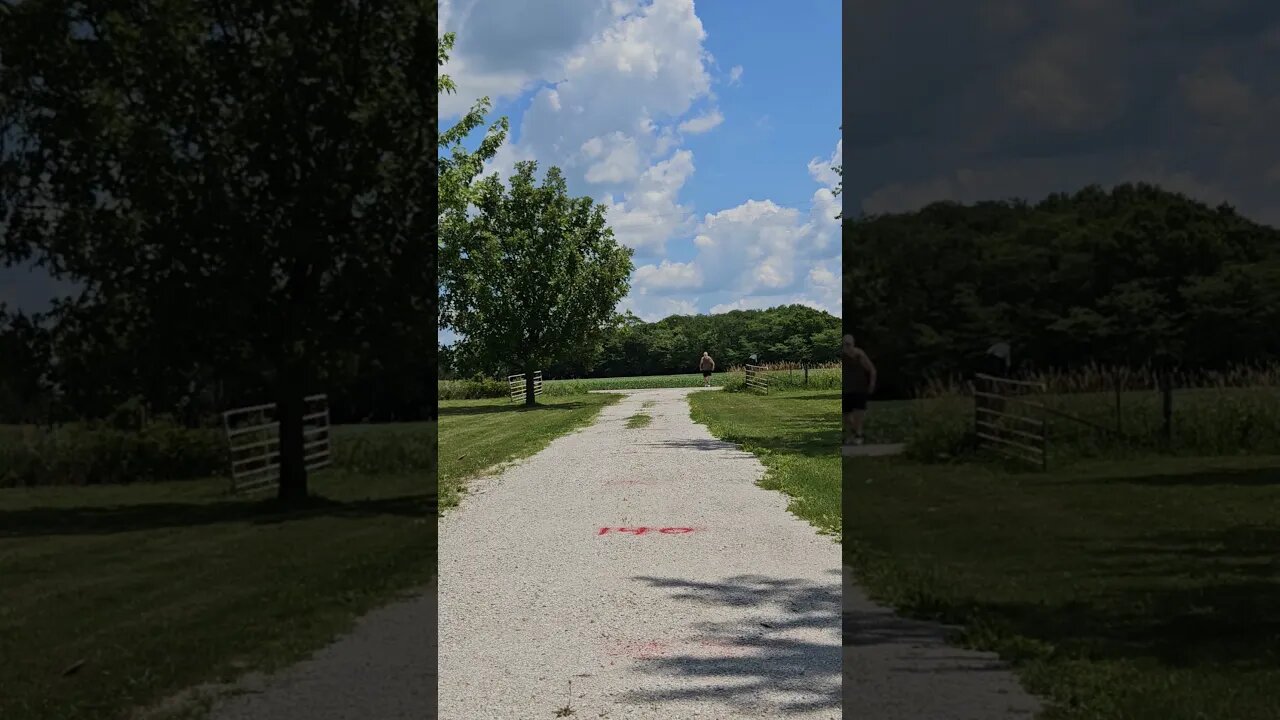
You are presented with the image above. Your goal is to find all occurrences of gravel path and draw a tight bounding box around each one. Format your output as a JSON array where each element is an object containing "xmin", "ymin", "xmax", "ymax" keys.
[{"xmin": 438, "ymin": 387, "xmax": 841, "ymax": 719}]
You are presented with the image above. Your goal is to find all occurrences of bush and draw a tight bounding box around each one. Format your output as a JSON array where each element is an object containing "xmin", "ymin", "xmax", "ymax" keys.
[
  {"xmin": 332, "ymin": 425, "xmax": 437, "ymax": 474},
  {"xmin": 438, "ymin": 377, "xmax": 508, "ymax": 399},
  {"xmin": 903, "ymin": 397, "xmax": 974, "ymax": 462},
  {"xmin": 0, "ymin": 420, "xmax": 225, "ymax": 487}
]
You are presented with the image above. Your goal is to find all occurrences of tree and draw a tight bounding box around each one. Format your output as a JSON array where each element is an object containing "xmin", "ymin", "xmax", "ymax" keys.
[
  {"xmin": 442, "ymin": 161, "xmax": 633, "ymax": 404},
  {"xmin": 1, "ymin": 1, "xmax": 438, "ymax": 504},
  {"xmin": 832, "ymin": 125, "xmax": 843, "ymax": 220},
  {"xmin": 437, "ymin": 31, "xmax": 508, "ymax": 329}
]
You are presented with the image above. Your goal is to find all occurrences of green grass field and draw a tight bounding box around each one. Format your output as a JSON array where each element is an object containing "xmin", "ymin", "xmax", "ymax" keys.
[
  {"xmin": 438, "ymin": 366, "xmax": 842, "ymax": 399},
  {"xmin": 689, "ymin": 389, "xmax": 840, "ymax": 537},
  {"xmin": 0, "ymin": 470, "xmax": 430, "ymax": 720},
  {"xmin": 0, "ymin": 395, "xmax": 611, "ymax": 720},
  {"xmin": 867, "ymin": 385, "xmax": 1280, "ymax": 460},
  {"xmin": 845, "ymin": 452, "xmax": 1280, "ymax": 719},
  {"xmin": 437, "ymin": 393, "xmax": 619, "ymax": 511}
]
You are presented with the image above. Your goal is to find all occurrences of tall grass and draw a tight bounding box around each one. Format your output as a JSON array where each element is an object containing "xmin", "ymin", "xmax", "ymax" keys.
[
  {"xmin": 0, "ymin": 421, "xmax": 439, "ymax": 488},
  {"xmin": 904, "ymin": 363, "xmax": 1280, "ymax": 464}
]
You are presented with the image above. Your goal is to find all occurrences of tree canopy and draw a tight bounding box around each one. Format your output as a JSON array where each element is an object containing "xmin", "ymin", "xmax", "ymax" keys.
[
  {"xmin": 440, "ymin": 161, "xmax": 633, "ymax": 403},
  {"xmin": 437, "ymin": 31, "xmax": 508, "ymax": 330},
  {"xmin": 0, "ymin": 0, "xmax": 438, "ymax": 502},
  {"xmin": 441, "ymin": 303, "xmax": 843, "ymax": 380},
  {"xmin": 845, "ymin": 183, "xmax": 1280, "ymax": 397}
]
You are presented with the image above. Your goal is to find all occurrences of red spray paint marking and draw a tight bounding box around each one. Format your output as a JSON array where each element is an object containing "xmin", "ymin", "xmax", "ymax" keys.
[{"xmin": 597, "ymin": 527, "xmax": 697, "ymax": 536}]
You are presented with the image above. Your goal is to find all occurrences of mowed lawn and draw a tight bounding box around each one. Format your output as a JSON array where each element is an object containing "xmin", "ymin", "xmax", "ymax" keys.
[
  {"xmin": 689, "ymin": 389, "xmax": 840, "ymax": 537},
  {"xmin": 437, "ymin": 393, "xmax": 620, "ymax": 511},
  {"xmin": 845, "ymin": 453, "xmax": 1280, "ymax": 720},
  {"xmin": 0, "ymin": 469, "xmax": 431, "ymax": 720}
]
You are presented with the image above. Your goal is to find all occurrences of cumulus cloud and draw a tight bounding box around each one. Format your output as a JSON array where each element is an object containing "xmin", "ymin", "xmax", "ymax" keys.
[
  {"xmin": 807, "ymin": 139, "xmax": 842, "ymax": 188},
  {"xmin": 633, "ymin": 259, "xmax": 703, "ymax": 292},
  {"xmin": 677, "ymin": 108, "xmax": 724, "ymax": 134},
  {"xmin": 445, "ymin": 0, "xmax": 842, "ymax": 321}
]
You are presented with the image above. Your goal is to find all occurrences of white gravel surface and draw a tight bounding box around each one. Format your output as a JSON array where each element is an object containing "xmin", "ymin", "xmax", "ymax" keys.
[{"xmin": 437, "ymin": 387, "xmax": 841, "ymax": 719}]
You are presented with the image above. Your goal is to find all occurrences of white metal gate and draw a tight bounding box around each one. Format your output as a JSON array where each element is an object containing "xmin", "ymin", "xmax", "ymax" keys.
[
  {"xmin": 744, "ymin": 364, "xmax": 769, "ymax": 394},
  {"xmin": 508, "ymin": 371, "xmax": 543, "ymax": 402},
  {"xmin": 222, "ymin": 394, "xmax": 333, "ymax": 493}
]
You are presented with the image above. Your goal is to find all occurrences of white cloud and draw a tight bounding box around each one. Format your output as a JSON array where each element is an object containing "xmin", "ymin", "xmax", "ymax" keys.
[
  {"xmin": 445, "ymin": 1, "xmax": 842, "ymax": 322},
  {"xmin": 602, "ymin": 149, "xmax": 697, "ymax": 255},
  {"xmin": 438, "ymin": 0, "xmax": 623, "ymax": 119},
  {"xmin": 678, "ymin": 108, "xmax": 724, "ymax": 134},
  {"xmin": 633, "ymin": 259, "xmax": 703, "ymax": 292},
  {"xmin": 582, "ymin": 132, "xmax": 643, "ymax": 183},
  {"xmin": 620, "ymin": 294, "xmax": 699, "ymax": 321},
  {"xmin": 807, "ymin": 139, "xmax": 842, "ymax": 188}
]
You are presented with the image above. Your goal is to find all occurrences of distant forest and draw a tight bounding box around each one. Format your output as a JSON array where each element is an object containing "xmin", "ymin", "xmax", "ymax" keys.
[
  {"xmin": 440, "ymin": 304, "xmax": 843, "ymax": 380},
  {"xmin": 846, "ymin": 183, "xmax": 1280, "ymax": 398}
]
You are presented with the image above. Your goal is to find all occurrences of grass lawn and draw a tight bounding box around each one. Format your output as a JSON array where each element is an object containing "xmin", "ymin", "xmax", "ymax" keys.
[
  {"xmin": 0, "ymin": 470, "xmax": 430, "ymax": 720},
  {"xmin": 845, "ymin": 453, "xmax": 1280, "ymax": 720},
  {"xmin": 437, "ymin": 393, "xmax": 620, "ymax": 511},
  {"xmin": 688, "ymin": 389, "xmax": 839, "ymax": 538}
]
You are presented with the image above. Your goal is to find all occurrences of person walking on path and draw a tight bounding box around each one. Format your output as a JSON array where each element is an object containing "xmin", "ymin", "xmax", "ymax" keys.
[
  {"xmin": 699, "ymin": 351, "xmax": 715, "ymax": 387},
  {"xmin": 843, "ymin": 334, "xmax": 876, "ymax": 445}
]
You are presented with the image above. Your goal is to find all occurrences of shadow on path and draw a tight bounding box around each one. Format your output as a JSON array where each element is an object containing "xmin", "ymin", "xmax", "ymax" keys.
[{"xmin": 618, "ymin": 573, "xmax": 841, "ymax": 715}]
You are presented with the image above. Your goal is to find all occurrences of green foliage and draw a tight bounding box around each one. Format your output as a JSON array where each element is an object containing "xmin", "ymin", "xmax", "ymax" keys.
[
  {"xmin": 444, "ymin": 303, "xmax": 843, "ymax": 380},
  {"xmin": 0, "ymin": 421, "xmax": 225, "ymax": 487},
  {"xmin": 437, "ymin": 377, "xmax": 510, "ymax": 400},
  {"xmin": 440, "ymin": 161, "xmax": 634, "ymax": 402},
  {"xmin": 845, "ymin": 183, "xmax": 1280, "ymax": 397},
  {"xmin": 1, "ymin": 1, "xmax": 441, "ymax": 497},
  {"xmin": 902, "ymin": 397, "xmax": 973, "ymax": 462},
  {"xmin": 437, "ymin": 32, "xmax": 509, "ymax": 328}
]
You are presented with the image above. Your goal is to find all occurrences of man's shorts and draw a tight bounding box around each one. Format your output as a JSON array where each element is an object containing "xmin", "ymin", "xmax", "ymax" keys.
[
  {"xmin": 843, "ymin": 392, "xmax": 868, "ymax": 412},
  {"xmin": 702, "ymin": 371, "xmax": 712, "ymax": 378}
]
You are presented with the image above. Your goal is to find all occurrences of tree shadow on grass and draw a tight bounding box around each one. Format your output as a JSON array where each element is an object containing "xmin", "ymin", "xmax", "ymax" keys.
[
  {"xmin": 1063, "ymin": 466, "xmax": 1280, "ymax": 487},
  {"xmin": 616, "ymin": 573, "xmax": 841, "ymax": 715},
  {"xmin": 886, "ymin": 525, "xmax": 1280, "ymax": 674},
  {"xmin": 0, "ymin": 493, "xmax": 434, "ymax": 538},
  {"xmin": 652, "ymin": 424, "xmax": 839, "ymax": 459},
  {"xmin": 436, "ymin": 402, "xmax": 589, "ymax": 417}
]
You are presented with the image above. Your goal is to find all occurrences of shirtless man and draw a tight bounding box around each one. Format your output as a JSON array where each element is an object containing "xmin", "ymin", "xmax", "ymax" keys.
[
  {"xmin": 843, "ymin": 334, "xmax": 876, "ymax": 445},
  {"xmin": 699, "ymin": 351, "xmax": 715, "ymax": 387}
]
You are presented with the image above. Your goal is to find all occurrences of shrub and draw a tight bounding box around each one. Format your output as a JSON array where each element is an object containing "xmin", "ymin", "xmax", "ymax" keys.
[{"xmin": 0, "ymin": 420, "xmax": 225, "ymax": 487}]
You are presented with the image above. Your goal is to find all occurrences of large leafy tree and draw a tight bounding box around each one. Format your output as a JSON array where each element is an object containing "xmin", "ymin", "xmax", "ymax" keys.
[
  {"xmin": 1, "ymin": 1, "xmax": 437, "ymax": 503},
  {"xmin": 442, "ymin": 161, "xmax": 633, "ymax": 404},
  {"xmin": 845, "ymin": 183, "xmax": 1280, "ymax": 396},
  {"xmin": 437, "ymin": 31, "xmax": 508, "ymax": 329}
]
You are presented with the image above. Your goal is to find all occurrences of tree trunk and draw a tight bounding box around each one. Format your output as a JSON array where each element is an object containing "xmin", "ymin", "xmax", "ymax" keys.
[
  {"xmin": 276, "ymin": 377, "xmax": 309, "ymax": 505},
  {"xmin": 525, "ymin": 369, "xmax": 537, "ymax": 406}
]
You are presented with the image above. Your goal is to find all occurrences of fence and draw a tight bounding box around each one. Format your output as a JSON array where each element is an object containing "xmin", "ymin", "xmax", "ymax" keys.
[
  {"xmin": 744, "ymin": 364, "xmax": 769, "ymax": 394},
  {"xmin": 972, "ymin": 373, "xmax": 1048, "ymax": 469},
  {"xmin": 508, "ymin": 370, "xmax": 544, "ymax": 402},
  {"xmin": 222, "ymin": 394, "xmax": 333, "ymax": 494}
]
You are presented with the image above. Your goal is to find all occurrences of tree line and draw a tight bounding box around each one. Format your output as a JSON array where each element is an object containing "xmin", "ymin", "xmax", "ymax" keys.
[
  {"xmin": 439, "ymin": 304, "xmax": 843, "ymax": 380},
  {"xmin": 845, "ymin": 183, "xmax": 1280, "ymax": 398}
]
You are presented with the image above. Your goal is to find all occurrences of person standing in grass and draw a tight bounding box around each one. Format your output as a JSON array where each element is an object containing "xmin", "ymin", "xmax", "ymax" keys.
[
  {"xmin": 843, "ymin": 334, "xmax": 876, "ymax": 445},
  {"xmin": 699, "ymin": 351, "xmax": 715, "ymax": 387}
]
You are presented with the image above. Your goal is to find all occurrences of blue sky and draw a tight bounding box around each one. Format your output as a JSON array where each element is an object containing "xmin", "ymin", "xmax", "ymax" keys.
[{"xmin": 439, "ymin": 0, "xmax": 841, "ymax": 344}]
